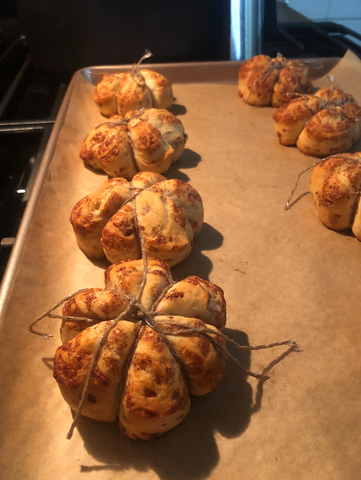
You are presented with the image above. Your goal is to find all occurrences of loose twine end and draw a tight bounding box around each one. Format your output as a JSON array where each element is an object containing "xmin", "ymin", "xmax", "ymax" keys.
[
  {"xmin": 131, "ymin": 49, "xmax": 153, "ymax": 83},
  {"xmin": 285, "ymin": 160, "xmax": 325, "ymax": 211},
  {"xmin": 285, "ymin": 153, "xmax": 349, "ymax": 211}
]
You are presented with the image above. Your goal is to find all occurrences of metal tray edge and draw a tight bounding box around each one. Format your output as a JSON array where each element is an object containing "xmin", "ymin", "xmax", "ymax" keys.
[{"xmin": 0, "ymin": 71, "xmax": 80, "ymax": 323}]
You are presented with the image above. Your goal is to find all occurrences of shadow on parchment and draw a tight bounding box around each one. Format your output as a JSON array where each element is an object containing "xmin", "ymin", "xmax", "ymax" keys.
[
  {"xmin": 251, "ymin": 346, "xmax": 298, "ymax": 415},
  {"xmin": 75, "ymin": 329, "xmax": 252, "ymax": 480},
  {"xmin": 84, "ymin": 163, "xmax": 108, "ymax": 177},
  {"xmin": 83, "ymin": 147, "xmax": 200, "ymax": 184},
  {"xmin": 170, "ymin": 103, "xmax": 187, "ymax": 116},
  {"xmin": 165, "ymin": 148, "xmax": 202, "ymax": 182},
  {"xmin": 41, "ymin": 357, "xmax": 54, "ymax": 371},
  {"xmin": 171, "ymin": 222, "xmax": 224, "ymax": 282},
  {"xmin": 334, "ymin": 228, "xmax": 355, "ymax": 238},
  {"xmin": 286, "ymin": 191, "xmax": 311, "ymax": 210},
  {"xmin": 87, "ymin": 256, "xmax": 111, "ymax": 270},
  {"xmin": 86, "ymin": 221, "xmax": 222, "ymax": 279}
]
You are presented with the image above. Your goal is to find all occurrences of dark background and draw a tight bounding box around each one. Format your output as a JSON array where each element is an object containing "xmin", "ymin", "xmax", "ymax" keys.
[{"xmin": 15, "ymin": 0, "xmax": 230, "ymax": 75}]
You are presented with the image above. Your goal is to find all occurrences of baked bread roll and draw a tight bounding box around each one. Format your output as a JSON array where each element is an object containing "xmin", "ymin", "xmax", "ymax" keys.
[
  {"xmin": 238, "ymin": 55, "xmax": 312, "ymax": 107},
  {"xmin": 54, "ymin": 258, "xmax": 227, "ymax": 440},
  {"xmin": 70, "ymin": 172, "xmax": 204, "ymax": 267},
  {"xmin": 93, "ymin": 70, "xmax": 173, "ymax": 117},
  {"xmin": 80, "ymin": 109, "xmax": 187, "ymax": 178},
  {"xmin": 309, "ymin": 152, "xmax": 361, "ymax": 237},
  {"xmin": 273, "ymin": 87, "xmax": 361, "ymax": 157}
]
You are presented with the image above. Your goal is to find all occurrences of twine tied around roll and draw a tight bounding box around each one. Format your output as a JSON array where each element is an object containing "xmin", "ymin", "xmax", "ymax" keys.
[
  {"xmin": 30, "ymin": 189, "xmax": 299, "ymax": 439},
  {"xmin": 94, "ymin": 108, "xmax": 145, "ymax": 130},
  {"xmin": 246, "ymin": 55, "xmax": 322, "ymax": 102},
  {"xmin": 285, "ymin": 75, "xmax": 360, "ymax": 124},
  {"xmin": 130, "ymin": 49, "xmax": 153, "ymax": 85}
]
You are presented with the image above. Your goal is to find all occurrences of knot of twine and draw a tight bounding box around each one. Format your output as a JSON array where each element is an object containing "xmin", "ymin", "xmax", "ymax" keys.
[
  {"xmin": 30, "ymin": 188, "xmax": 299, "ymax": 440},
  {"xmin": 286, "ymin": 75, "xmax": 359, "ymax": 116},
  {"xmin": 94, "ymin": 49, "xmax": 153, "ymax": 85},
  {"xmin": 94, "ymin": 108, "xmax": 145, "ymax": 131}
]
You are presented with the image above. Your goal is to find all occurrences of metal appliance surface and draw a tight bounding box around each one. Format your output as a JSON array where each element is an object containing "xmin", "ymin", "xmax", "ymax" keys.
[{"xmin": 0, "ymin": 34, "xmax": 68, "ymax": 279}]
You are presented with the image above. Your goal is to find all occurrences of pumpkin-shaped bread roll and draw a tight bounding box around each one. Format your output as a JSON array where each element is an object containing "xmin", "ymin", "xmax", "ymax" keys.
[
  {"xmin": 54, "ymin": 258, "xmax": 227, "ymax": 440},
  {"xmin": 79, "ymin": 109, "xmax": 187, "ymax": 179},
  {"xmin": 93, "ymin": 70, "xmax": 173, "ymax": 117},
  {"xmin": 238, "ymin": 54, "xmax": 312, "ymax": 107},
  {"xmin": 70, "ymin": 172, "xmax": 204, "ymax": 267},
  {"xmin": 273, "ymin": 87, "xmax": 361, "ymax": 157},
  {"xmin": 309, "ymin": 152, "xmax": 361, "ymax": 238}
]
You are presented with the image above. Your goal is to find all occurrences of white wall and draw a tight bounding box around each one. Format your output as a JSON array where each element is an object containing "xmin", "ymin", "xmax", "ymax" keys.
[{"xmin": 283, "ymin": 0, "xmax": 361, "ymax": 39}]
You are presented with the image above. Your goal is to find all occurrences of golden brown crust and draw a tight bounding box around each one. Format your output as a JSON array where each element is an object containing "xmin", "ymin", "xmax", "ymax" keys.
[
  {"xmin": 119, "ymin": 326, "xmax": 190, "ymax": 440},
  {"xmin": 139, "ymin": 109, "xmax": 187, "ymax": 163},
  {"xmin": 140, "ymin": 69, "xmax": 173, "ymax": 109},
  {"xmin": 156, "ymin": 315, "xmax": 226, "ymax": 396},
  {"xmin": 136, "ymin": 190, "xmax": 193, "ymax": 267},
  {"xmin": 238, "ymin": 55, "xmax": 273, "ymax": 99},
  {"xmin": 273, "ymin": 96, "xmax": 322, "ymax": 146},
  {"xmin": 131, "ymin": 171, "xmax": 166, "ymax": 189},
  {"xmin": 156, "ymin": 276, "xmax": 227, "ymax": 329},
  {"xmin": 140, "ymin": 69, "xmax": 172, "ymax": 88},
  {"xmin": 128, "ymin": 118, "xmax": 174, "ymax": 173},
  {"xmin": 104, "ymin": 258, "xmax": 173, "ymax": 311},
  {"xmin": 92, "ymin": 76, "xmax": 120, "ymax": 117},
  {"xmin": 61, "ymin": 288, "xmax": 129, "ymax": 343},
  {"xmin": 54, "ymin": 320, "xmax": 140, "ymax": 422},
  {"xmin": 70, "ymin": 178, "xmax": 131, "ymax": 258},
  {"xmin": 243, "ymin": 67, "xmax": 280, "ymax": 106},
  {"xmin": 148, "ymin": 179, "xmax": 203, "ymax": 236},
  {"xmin": 97, "ymin": 123, "xmax": 137, "ymax": 179},
  {"xmin": 79, "ymin": 120, "xmax": 119, "ymax": 170},
  {"xmin": 101, "ymin": 203, "xmax": 141, "ymax": 264},
  {"xmin": 342, "ymin": 103, "xmax": 361, "ymax": 143},
  {"xmin": 116, "ymin": 73, "xmax": 152, "ymax": 117},
  {"xmin": 314, "ymin": 87, "xmax": 348, "ymax": 105},
  {"xmin": 309, "ymin": 155, "xmax": 347, "ymax": 202},
  {"xmin": 297, "ymin": 107, "xmax": 354, "ymax": 157},
  {"xmin": 272, "ymin": 66, "xmax": 313, "ymax": 108}
]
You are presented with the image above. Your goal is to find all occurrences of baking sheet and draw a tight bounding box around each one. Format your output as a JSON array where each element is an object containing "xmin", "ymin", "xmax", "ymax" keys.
[{"xmin": 1, "ymin": 51, "xmax": 361, "ymax": 480}]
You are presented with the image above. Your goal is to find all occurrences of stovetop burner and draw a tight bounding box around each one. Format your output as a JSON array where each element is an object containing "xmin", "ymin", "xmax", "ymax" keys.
[
  {"xmin": 0, "ymin": 34, "xmax": 68, "ymax": 280},
  {"xmin": 262, "ymin": 2, "xmax": 361, "ymax": 59}
]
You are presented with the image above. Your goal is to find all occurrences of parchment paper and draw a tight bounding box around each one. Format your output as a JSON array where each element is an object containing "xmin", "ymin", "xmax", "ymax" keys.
[{"xmin": 1, "ymin": 51, "xmax": 361, "ymax": 480}]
